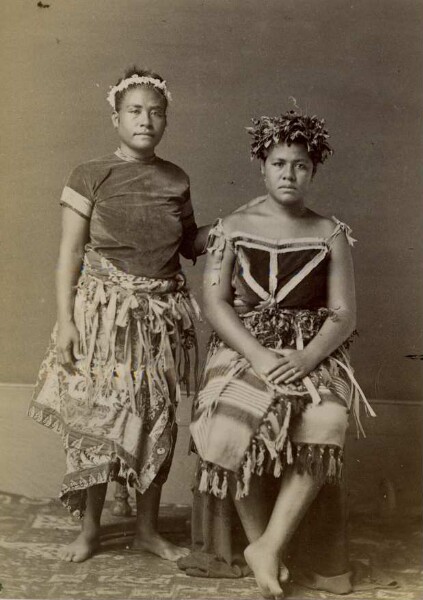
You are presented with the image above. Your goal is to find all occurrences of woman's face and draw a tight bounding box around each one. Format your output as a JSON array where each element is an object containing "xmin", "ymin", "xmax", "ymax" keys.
[
  {"xmin": 112, "ymin": 86, "xmax": 167, "ymax": 158},
  {"xmin": 261, "ymin": 142, "xmax": 314, "ymax": 205}
]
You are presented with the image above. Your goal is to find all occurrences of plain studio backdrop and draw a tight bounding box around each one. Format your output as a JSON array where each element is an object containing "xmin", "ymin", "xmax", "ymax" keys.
[{"xmin": 0, "ymin": 0, "xmax": 422, "ymax": 508}]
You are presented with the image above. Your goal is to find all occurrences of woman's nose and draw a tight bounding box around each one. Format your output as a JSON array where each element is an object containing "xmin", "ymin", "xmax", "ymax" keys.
[
  {"xmin": 139, "ymin": 110, "xmax": 151, "ymax": 125},
  {"xmin": 282, "ymin": 166, "xmax": 295, "ymax": 180}
]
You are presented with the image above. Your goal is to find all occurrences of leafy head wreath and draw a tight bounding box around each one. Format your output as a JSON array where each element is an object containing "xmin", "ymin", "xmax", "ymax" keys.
[{"xmin": 246, "ymin": 110, "xmax": 333, "ymax": 166}]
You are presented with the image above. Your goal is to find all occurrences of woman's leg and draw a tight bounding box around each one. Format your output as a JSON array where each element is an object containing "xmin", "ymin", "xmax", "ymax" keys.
[
  {"xmin": 132, "ymin": 407, "xmax": 189, "ymax": 561},
  {"xmin": 297, "ymin": 478, "xmax": 350, "ymax": 577},
  {"xmin": 59, "ymin": 482, "xmax": 107, "ymax": 562},
  {"xmin": 243, "ymin": 390, "xmax": 349, "ymax": 598},
  {"xmin": 227, "ymin": 474, "xmax": 288, "ymax": 598},
  {"xmin": 132, "ymin": 482, "xmax": 190, "ymax": 561},
  {"xmin": 244, "ymin": 467, "xmax": 323, "ymax": 599},
  {"xmin": 228, "ymin": 473, "xmax": 274, "ymax": 542}
]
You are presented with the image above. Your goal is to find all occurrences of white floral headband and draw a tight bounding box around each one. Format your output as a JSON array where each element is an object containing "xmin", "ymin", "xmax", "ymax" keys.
[{"xmin": 106, "ymin": 75, "xmax": 172, "ymax": 109}]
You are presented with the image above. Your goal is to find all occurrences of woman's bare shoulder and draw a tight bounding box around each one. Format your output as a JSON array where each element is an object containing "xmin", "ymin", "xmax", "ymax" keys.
[
  {"xmin": 223, "ymin": 196, "xmax": 267, "ymax": 234},
  {"xmin": 306, "ymin": 210, "xmax": 338, "ymax": 237}
]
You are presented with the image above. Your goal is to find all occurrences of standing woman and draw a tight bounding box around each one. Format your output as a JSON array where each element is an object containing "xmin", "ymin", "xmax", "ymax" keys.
[
  {"xmin": 29, "ymin": 67, "xmax": 209, "ymax": 563},
  {"xmin": 180, "ymin": 111, "xmax": 375, "ymax": 598}
]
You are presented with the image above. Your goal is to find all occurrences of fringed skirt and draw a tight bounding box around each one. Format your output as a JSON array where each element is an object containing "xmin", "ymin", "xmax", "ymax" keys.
[
  {"xmin": 29, "ymin": 251, "xmax": 200, "ymax": 517},
  {"xmin": 190, "ymin": 306, "xmax": 374, "ymax": 499}
]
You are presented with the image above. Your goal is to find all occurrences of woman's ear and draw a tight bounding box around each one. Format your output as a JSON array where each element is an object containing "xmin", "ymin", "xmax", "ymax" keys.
[
  {"xmin": 260, "ymin": 159, "xmax": 266, "ymax": 178},
  {"xmin": 111, "ymin": 111, "xmax": 119, "ymax": 128}
]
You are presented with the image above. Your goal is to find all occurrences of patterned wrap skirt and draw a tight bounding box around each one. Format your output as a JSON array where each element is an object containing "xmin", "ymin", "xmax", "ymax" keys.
[
  {"xmin": 29, "ymin": 251, "xmax": 200, "ymax": 517},
  {"xmin": 190, "ymin": 305, "xmax": 374, "ymax": 500}
]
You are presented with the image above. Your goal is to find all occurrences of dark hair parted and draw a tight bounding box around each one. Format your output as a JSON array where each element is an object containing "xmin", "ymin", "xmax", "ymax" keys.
[
  {"xmin": 113, "ymin": 66, "xmax": 168, "ymax": 112},
  {"xmin": 246, "ymin": 111, "xmax": 333, "ymax": 168}
]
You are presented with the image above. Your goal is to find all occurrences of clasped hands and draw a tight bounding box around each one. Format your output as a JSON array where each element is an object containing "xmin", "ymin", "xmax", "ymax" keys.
[{"xmin": 249, "ymin": 346, "xmax": 318, "ymax": 386}]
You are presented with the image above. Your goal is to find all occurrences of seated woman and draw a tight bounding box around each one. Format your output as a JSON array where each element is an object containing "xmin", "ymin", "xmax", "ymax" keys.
[{"xmin": 179, "ymin": 111, "xmax": 375, "ymax": 599}]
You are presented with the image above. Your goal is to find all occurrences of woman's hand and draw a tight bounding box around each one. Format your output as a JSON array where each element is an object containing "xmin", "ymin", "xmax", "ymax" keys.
[
  {"xmin": 249, "ymin": 348, "xmax": 291, "ymax": 382},
  {"xmin": 266, "ymin": 348, "xmax": 319, "ymax": 385},
  {"xmin": 57, "ymin": 321, "xmax": 82, "ymax": 371}
]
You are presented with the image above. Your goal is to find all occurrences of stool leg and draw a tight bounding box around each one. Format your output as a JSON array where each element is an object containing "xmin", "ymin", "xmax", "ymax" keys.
[{"xmin": 111, "ymin": 482, "xmax": 132, "ymax": 517}]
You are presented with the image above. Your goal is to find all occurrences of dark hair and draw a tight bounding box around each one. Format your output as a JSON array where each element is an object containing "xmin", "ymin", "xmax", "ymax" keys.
[
  {"xmin": 246, "ymin": 111, "xmax": 333, "ymax": 173},
  {"xmin": 113, "ymin": 66, "xmax": 168, "ymax": 112}
]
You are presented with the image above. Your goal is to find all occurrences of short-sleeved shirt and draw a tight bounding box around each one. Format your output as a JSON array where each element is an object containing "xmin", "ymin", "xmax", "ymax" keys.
[{"xmin": 60, "ymin": 152, "xmax": 198, "ymax": 278}]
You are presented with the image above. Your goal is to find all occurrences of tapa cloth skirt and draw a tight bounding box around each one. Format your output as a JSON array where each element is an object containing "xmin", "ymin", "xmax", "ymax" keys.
[{"xmin": 29, "ymin": 251, "xmax": 200, "ymax": 517}]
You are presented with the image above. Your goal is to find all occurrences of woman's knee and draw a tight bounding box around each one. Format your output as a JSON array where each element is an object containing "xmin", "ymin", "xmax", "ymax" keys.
[{"xmin": 291, "ymin": 397, "xmax": 349, "ymax": 446}]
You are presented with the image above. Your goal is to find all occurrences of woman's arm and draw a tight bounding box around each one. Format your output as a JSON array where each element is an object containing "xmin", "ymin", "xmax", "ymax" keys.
[
  {"xmin": 269, "ymin": 231, "xmax": 356, "ymax": 384},
  {"xmin": 203, "ymin": 227, "xmax": 288, "ymax": 378},
  {"xmin": 193, "ymin": 224, "xmax": 211, "ymax": 257},
  {"xmin": 179, "ymin": 225, "xmax": 212, "ymax": 260},
  {"xmin": 56, "ymin": 207, "xmax": 89, "ymax": 367},
  {"xmin": 305, "ymin": 230, "xmax": 356, "ymax": 358}
]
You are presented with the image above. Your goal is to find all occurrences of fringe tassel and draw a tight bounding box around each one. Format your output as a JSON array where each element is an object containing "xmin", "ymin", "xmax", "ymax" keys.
[
  {"xmin": 206, "ymin": 219, "xmax": 228, "ymax": 286},
  {"xmin": 242, "ymin": 454, "xmax": 252, "ymax": 496},
  {"xmin": 196, "ymin": 442, "xmax": 345, "ymax": 500},
  {"xmin": 221, "ymin": 471, "xmax": 228, "ymax": 499},
  {"xmin": 206, "ymin": 468, "xmax": 229, "ymax": 499},
  {"xmin": 235, "ymin": 478, "xmax": 243, "ymax": 501},
  {"xmin": 327, "ymin": 447, "xmax": 337, "ymax": 480},
  {"xmin": 273, "ymin": 454, "xmax": 282, "ymax": 478},
  {"xmin": 251, "ymin": 440, "xmax": 257, "ymax": 471},
  {"xmin": 198, "ymin": 463, "xmax": 210, "ymax": 493},
  {"xmin": 211, "ymin": 469, "xmax": 221, "ymax": 497},
  {"xmin": 337, "ymin": 449, "xmax": 343, "ymax": 479},
  {"xmin": 286, "ymin": 439, "xmax": 293, "ymax": 464},
  {"xmin": 275, "ymin": 402, "xmax": 291, "ymax": 452},
  {"xmin": 292, "ymin": 444, "xmax": 344, "ymax": 483},
  {"xmin": 316, "ymin": 446, "xmax": 325, "ymax": 481},
  {"xmin": 305, "ymin": 444, "xmax": 315, "ymax": 475},
  {"xmin": 256, "ymin": 442, "xmax": 266, "ymax": 476}
]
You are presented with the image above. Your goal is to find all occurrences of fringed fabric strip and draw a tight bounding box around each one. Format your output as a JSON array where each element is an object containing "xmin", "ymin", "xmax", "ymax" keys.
[
  {"xmin": 75, "ymin": 257, "xmax": 200, "ymax": 413},
  {"xmin": 198, "ymin": 442, "xmax": 344, "ymax": 500},
  {"xmin": 330, "ymin": 354, "xmax": 376, "ymax": 437},
  {"xmin": 330, "ymin": 217, "xmax": 357, "ymax": 247},
  {"xmin": 205, "ymin": 219, "xmax": 235, "ymax": 286}
]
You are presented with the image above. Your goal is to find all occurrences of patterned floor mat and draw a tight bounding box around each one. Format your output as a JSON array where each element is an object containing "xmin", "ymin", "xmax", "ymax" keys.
[{"xmin": 0, "ymin": 491, "xmax": 421, "ymax": 599}]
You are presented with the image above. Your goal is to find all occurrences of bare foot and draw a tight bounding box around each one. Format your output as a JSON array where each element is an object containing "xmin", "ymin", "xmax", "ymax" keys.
[
  {"xmin": 279, "ymin": 563, "xmax": 290, "ymax": 584},
  {"xmin": 59, "ymin": 531, "xmax": 100, "ymax": 562},
  {"xmin": 132, "ymin": 532, "xmax": 189, "ymax": 561},
  {"xmin": 245, "ymin": 541, "xmax": 284, "ymax": 599}
]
